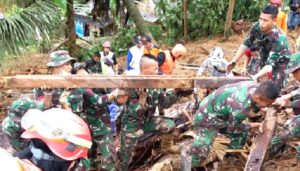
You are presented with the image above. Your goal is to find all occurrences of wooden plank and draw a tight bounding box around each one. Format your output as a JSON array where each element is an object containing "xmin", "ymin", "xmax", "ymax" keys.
[
  {"xmin": 244, "ymin": 108, "xmax": 277, "ymax": 171},
  {"xmin": 0, "ymin": 75, "xmax": 251, "ymax": 89}
]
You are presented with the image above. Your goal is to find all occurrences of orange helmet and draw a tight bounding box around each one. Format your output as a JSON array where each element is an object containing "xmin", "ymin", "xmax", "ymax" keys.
[
  {"xmin": 21, "ymin": 108, "xmax": 92, "ymax": 161},
  {"xmin": 270, "ymin": 0, "xmax": 282, "ymax": 5}
]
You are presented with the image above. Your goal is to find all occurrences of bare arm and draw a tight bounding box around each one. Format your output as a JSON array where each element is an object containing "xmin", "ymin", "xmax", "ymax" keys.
[
  {"xmin": 230, "ymin": 45, "xmax": 248, "ymax": 63},
  {"xmin": 253, "ymin": 65, "xmax": 273, "ymax": 81}
]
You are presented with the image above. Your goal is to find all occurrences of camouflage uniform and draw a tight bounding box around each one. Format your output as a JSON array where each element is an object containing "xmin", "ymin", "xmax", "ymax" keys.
[
  {"xmin": 79, "ymin": 88, "xmax": 117, "ymax": 171},
  {"xmin": 269, "ymin": 55, "xmax": 300, "ymax": 158},
  {"xmin": 35, "ymin": 87, "xmax": 117, "ymax": 170},
  {"xmin": 84, "ymin": 59, "xmax": 102, "ymax": 74},
  {"xmin": 269, "ymin": 115, "xmax": 300, "ymax": 159},
  {"xmin": 191, "ymin": 81, "xmax": 258, "ymax": 166},
  {"xmin": 2, "ymin": 97, "xmax": 44, "ymax": 150},
  {"xmin": 118, "ymin": 89, "xmax": 178, "ymax": 170},
  {"xmin": 243, "ymin": 22, "xmax": 290, "ymax": 88}
]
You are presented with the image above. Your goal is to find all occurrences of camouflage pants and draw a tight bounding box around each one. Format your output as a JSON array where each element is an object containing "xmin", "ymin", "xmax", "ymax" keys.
[
  {"xmin": 292, "ymin": 99, "xmax": 300, "ymax": 115},
  {"xmin": 86, "ymin": 116, "xmax": 117, "ymax": 171},
  {"xmin": 247, "ymin": 57, "xmax": 263, "ymax": 75},
  {"xmin": 118, "ymin": 116, "xmax": 175, "ymax": 171},
  {"xmin": 2, "ymin": 117, "xmax": 29, "ymax": 150},
  {"xmin": 191, "ymin": 114, "xmax": 247, "ymax": 167},
  {"xmin": 272, "ymin": 68, "xmax": 288, "ymax": 89},
  {"xmin": 269, "ymin": 115, "xmax": 300, "ymax": 159}
]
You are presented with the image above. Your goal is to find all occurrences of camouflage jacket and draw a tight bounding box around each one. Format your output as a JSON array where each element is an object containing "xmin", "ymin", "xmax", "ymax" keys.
[
  {"xmin": 243, "ymin": 22, "xmax": 290, "ymax": 68},
  {"xmin": 34, "ymin": 88, "xmax": 64, "ymax": 108},
  {"xmin": 67, "ymin": 88, "xmax": 111, "ymax": 136},
  {"xmin": 84, "ymin": 59, "xmax": 102, "ymax": 74},
  {"xmin": 2, "ymin": 97, "xmax": 44, "ymax": 149},
  {"xmin": 289, "ymin": 88, "xmax": 300, "ymax": 114},
  {"xmin": 121, "ymin": 88, "xmax": 178, "ymax": 132},
  {"xmin": 194, "ymin": 81, "xmax": 258, "ymax": 133},
  {"xmin": 243, "ymin": 22, "xmax": 290, "ymax": 87}
]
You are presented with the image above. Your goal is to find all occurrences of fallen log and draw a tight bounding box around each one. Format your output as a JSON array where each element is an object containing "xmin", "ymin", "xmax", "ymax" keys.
[
  {"xmin": 0, "ymin": 75, "xmax": 251, "ymax": 89},
  {"xmin": 244, "ymin": 108, "xmax": 277, "ymax": 171}
]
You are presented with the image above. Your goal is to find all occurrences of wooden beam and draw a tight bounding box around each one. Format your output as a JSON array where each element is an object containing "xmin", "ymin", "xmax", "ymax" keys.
[
  {"xmin": 0, "ymin": 75, "xmax": 251, "ymax": 89},
  {"xmin": 244, "ymin": 108, "xmax": 277, "ymax": 171}
]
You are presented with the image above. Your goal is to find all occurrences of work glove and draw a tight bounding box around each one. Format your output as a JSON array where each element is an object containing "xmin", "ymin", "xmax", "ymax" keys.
[{"xmin": 104, "ymin": 57, "xmax": 114, "ymax": 66}]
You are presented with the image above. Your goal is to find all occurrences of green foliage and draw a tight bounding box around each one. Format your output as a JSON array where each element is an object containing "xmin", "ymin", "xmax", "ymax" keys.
[
  {"xmin": 77, "ymin": 27, "xmax": 137, "ymax": 61},
  {"xmin": 0, "ymin": 1, "xmax": 61, "ymax": 55},
  {"xmin": 155, "ymin": 0, "xmax": 269, "ymax": 41}
]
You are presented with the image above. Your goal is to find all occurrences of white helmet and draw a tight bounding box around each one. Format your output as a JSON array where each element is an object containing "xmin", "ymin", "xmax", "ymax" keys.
[{"xmin": 209, "ymin": 47, "xmax": 224, "ymax": 60}]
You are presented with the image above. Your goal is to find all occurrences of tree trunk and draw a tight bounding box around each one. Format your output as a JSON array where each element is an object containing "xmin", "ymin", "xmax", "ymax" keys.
[
  {"xmin": 123, "ymin": 0, "xmax": 154, "ymax": 40},
  {"xmin": 224, "ymin": 0, "xmax": 235, "ymax": 39},
  {"xmin": 66, "ymin": 0, "xmax": 76, "ymax": 57},
  {"xmin": 183, "ymin": 0, "xmax": 188, "ymax": 44}
]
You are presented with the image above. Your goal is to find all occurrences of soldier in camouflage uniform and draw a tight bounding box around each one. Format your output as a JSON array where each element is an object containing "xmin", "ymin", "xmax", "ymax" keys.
[
  {"xmin": 84, "ymin": 51, "xmax": 102, "ymax": 74},
  {"xmin": 2, "ymin": 97, "xmax": 44, "ymax": 150},
  {"xmin": 269, "ymin": 52, "xmax": 300, "ymax": 159},
  {"xmin": 191, "ymin": 81, "xmax": 279, "ymax": 167},
  {"xmin": 227, "ymin": 5, "xmax": 290, "ymax": 89},
  {"xmin": 118, "ymin": 54, "xmax": 189, "ymax": 170},
  {"xmin": 36, "ymin": 50, "xmax": 124, "ymax": 170},
  {"xmin": 78, "ymin": 88, "xmax": 127, "ymax": 171}
]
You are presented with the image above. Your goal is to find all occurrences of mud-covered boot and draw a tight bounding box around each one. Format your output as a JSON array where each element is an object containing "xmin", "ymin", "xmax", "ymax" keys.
[{"xmin": 160, "ymin": 133, "xmax": 179, "ymax": 154}]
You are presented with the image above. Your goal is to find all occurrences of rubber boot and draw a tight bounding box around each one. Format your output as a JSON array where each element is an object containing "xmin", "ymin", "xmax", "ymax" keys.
[{"xmin": 160, "ymin": 133, "xmax": 179, "ymax": 154}]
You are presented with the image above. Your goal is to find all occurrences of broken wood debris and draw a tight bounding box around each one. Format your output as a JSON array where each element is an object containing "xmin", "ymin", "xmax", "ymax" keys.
[{"xmin": 244, "ymin": 108, "xmax": 277, "ymax": 171}]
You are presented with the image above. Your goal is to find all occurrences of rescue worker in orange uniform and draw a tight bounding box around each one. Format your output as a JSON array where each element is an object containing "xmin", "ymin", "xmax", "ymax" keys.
[
  {"xmin": 141, "ymin": 36, "xmax": 161, "ymax": 57},
  {"xmin": 270, "ymin": 0, "xmax": 288, "ymax": 34},
  {"xmin": 157, "ymin": 44, "xmax": 187, "ymax": 75}
]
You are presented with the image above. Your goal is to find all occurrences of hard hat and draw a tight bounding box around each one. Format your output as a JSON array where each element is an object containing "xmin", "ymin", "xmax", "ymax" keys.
[
  {"xmin": 21, "ymin": 108, "xmax": 92, "ymax": 161},
  {"xmin": 102, "ymin": 41, "xmax": 111, "ymax": 48},
  {"xmin": 270, "ymin": 0, "xmax": 282, "ymax": 5},
  {"xmin": 172, "ymin": 44, "xmax": 187, "ymax": 58},
  {"xmin": 209, "ymin": 47, "xmax": 224, "ymax": 60},
  {"xmin": 47, "ymin": 50, "xmax": 76, "ymax": 67}
]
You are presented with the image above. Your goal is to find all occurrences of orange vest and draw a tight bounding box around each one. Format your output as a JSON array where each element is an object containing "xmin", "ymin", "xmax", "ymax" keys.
[
  {"xmin": 276, "ymin": 11, "xmax": 288, "ymax": 34},
  {"xmin": 160, "ymin": 50, "xmax": 175, "ymax": 75},
  {"xmin": 144, "ymin": 46, "xmax": 161, "ymax": 57}
]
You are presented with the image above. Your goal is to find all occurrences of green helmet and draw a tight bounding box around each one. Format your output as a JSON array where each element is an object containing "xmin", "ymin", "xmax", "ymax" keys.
[
  {"xmin": 287, "ymin": 53, "xmax": 300, "ymax": 73},
  {"xmin": 47, "ymin": 50, "xmax": 76, "ymax": 67}
]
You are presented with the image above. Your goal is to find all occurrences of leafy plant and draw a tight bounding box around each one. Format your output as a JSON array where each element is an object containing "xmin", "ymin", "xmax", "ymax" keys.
[
  {"xmin": 0, "ymin": 1, "xmax": 62, "ymax": 55},
  {"xmin": 155, "ymin": 0, "xmax": 269, "ymax": 41}
]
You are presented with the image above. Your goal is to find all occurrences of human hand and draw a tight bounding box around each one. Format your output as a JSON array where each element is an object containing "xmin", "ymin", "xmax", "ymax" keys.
[
  {"xmin": 40, "ymin": 85, "xmax": 53, "ymax": 95},
  {"xmin": 241, "ymin": 68, "xmax": 248, "ymax": 76},
  {"xmin": 226, "ymin": 61, "xmax": 236, "ymax": 73},
  {"xmin": 249, "ymin": 75, "xmax": 258, "ymax": 82}
]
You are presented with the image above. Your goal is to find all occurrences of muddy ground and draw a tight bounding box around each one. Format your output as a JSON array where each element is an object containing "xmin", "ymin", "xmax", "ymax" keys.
[{"xmin": 0, "ymin": 30, "xmax": 300, "ymax": 170}]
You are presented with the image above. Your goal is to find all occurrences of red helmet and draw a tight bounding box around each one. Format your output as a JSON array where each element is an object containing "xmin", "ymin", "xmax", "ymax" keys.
[
  {"xmin": 270, "ymin": 0, "xmax": 282, "ymax": 5},
  {"xmin": 102, "ymin": 41, "xmax": 111, "ymax": 48},
  {"xmin": 21, "ymin": 108, "xmax": 92, "ymax": 161}
]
